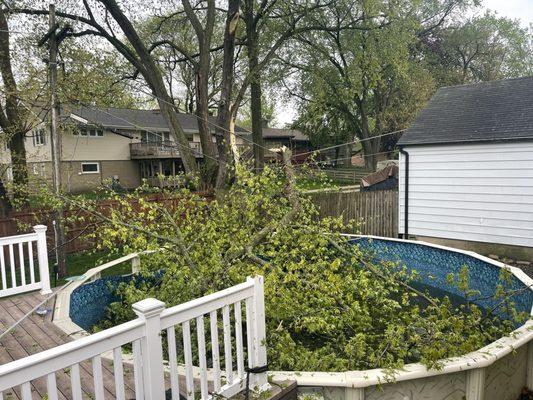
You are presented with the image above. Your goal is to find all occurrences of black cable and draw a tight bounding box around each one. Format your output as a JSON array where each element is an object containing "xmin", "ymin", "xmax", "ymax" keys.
[{"xmin": 244, "ymin": 364, "xmax": 269, "ymax": 400}]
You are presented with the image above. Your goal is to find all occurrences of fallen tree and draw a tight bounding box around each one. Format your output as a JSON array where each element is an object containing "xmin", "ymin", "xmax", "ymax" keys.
[{"xmin": 36, "ymin": 148, "xmax": 528, "ymax": 371}]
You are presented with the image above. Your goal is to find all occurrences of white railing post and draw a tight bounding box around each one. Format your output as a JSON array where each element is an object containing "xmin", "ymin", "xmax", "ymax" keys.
[
  {"xmin": 247, "ymin": 275, "xmax": 269, "ymax": 392},
  {"xmin": 132, "ymin": 298, "xmax": 166, "ymax": 400},
  {"xmin": 34, "ymin": 225, "xmax": 52, "ymax": 295}
]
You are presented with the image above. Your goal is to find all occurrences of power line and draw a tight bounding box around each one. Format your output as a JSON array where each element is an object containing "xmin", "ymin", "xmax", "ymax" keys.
[{"xmin": 294, "ymin": 130, "xmax": 405, "ymax": 159}]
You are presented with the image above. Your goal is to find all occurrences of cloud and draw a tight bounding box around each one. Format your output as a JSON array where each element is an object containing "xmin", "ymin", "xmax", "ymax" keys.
[{"xmin": 483, "ymin": 0, "xmax": 533, "ymax": 28}]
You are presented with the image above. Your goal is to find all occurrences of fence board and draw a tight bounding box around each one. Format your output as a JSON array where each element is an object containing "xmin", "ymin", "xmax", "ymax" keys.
[{"xmin": 308, "ymin": 189, "xmax": 398, "ymax": 237}]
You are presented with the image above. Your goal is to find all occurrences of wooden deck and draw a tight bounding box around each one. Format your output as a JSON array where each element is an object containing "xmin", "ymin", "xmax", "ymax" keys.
[
  {"xmin": 0, "ymin": 290, "xmax": 140, "ymax": 399},
  {"xmin": 0, "ymin": 291, "xmax": 297, "ymax": 400}
]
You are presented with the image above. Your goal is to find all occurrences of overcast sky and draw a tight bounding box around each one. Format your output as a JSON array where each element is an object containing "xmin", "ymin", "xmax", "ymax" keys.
[{"xmin": 482, "ymin": 0, "xmax": 533, "ymax": 27}]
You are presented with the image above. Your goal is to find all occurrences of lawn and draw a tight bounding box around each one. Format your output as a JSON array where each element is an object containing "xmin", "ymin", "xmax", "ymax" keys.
[{"xmin": 296, "ymin": 177, "xmax": 357, "ymax": 191}]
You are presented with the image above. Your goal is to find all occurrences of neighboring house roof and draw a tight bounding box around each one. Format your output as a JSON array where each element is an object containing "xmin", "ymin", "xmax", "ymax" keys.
[
  {"xmin": 262, "ymin": 127, "xmax": 308, "ymax": 141},
  {"xmin": 361, "ymin": 165, "xmax": 399, "ymax": 188},
  {"xmin": 398, "ymin": 76, "xmax": 533, "ymax": 146},
  {"xmin": 66, "ymin": 106, "xmax": 249, "ymax": 135}
]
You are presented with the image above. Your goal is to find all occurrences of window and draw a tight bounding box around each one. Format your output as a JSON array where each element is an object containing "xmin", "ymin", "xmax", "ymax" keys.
[
  {"xmin": 33, "ymin": 129, "xmax": 46, "ymax": 146},
  {"xmin": 76, "ymin": 128, "xmax": 103, "ymax": 137},
  {"xmin": 81, "ymin": 162, "xmax": 100, "ymax": 174},
  {"xmin": 141, "ymin": 131, "xmax": 169, "ymax": 143}
]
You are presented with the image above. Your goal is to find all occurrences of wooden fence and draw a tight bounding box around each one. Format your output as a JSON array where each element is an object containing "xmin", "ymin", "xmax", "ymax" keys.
[
  {"xmin": 0, "ymin": 194, "xmax": 201, "ymax": 255},
  {"xmin": 308, "ymin": 189, "xmax": 398, "ymax": 237},
  {"xmin": 321, "ymin": 168, "xmax": 370, "ymax": 184}
]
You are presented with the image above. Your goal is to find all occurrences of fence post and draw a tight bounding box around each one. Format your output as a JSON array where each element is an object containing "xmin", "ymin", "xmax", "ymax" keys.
[
  {"xmin": 34, "ymin": 225, "xmax": 52, "ymax": 295},
  {"xmin": 132, "ymin": 298, "xmax": 166, "ymax": 400},
  {"xmin": 247, "ymin": 275, "xmax": 269, "ymax": 392}
]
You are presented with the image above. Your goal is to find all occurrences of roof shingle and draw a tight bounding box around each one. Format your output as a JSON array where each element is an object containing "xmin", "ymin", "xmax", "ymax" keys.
[{"xmin": 398, "ymin": 77, "xmax": 533, "ymax": 146}]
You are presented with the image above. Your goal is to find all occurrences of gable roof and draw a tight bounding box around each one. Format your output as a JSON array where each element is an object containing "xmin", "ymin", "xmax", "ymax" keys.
[
  {"xmin": 262, "ymin": 127, "xmax": 308, "ymax": 141},
  {"xmin": 398, "ymin": 77, "xmax": 533, "ymax": 146},
  {"xmin": 67, "ymin": 106, "xmax": 249, "ymax": 135}
]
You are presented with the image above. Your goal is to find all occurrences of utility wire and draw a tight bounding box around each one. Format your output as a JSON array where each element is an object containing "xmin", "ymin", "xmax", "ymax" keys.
[{"xmin": 111, "ymin": 78, "xmax": 405, "ymax": 161}]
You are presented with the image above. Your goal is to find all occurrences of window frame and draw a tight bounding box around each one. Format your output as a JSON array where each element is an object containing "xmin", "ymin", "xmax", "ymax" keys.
[
  {"xmin": 76, "ymin": 127, "xmax": 104, "ymax": 137},
  {"xmin": 80, "ymin": 162, "xmax": 100, "ymax": 174},
  {"xmin": 33, "ymin": 129, "xmax": 46, "ymax": 146}
]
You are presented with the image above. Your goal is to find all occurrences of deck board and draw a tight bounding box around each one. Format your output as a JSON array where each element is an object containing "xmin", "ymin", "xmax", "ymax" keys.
[{"xmin": 0, "ymin": 290, "xmax": 141, "ymax": 399}]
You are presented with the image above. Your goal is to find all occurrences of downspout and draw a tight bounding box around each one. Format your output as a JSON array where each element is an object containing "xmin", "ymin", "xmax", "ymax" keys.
[{"xmin": 398, "ymin": 147, "xmax": 409, "ymax": 238}]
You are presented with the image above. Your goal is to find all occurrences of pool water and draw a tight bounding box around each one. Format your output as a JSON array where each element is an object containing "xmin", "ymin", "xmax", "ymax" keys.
[{"xmin": 353, "ymin": 237, "xmax": 533, "ymax": 319}]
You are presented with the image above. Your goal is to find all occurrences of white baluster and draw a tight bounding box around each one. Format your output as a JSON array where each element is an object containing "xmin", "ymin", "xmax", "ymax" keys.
[
  {"xmin": 222, "ymin": 304, "xmax": 233, "ymax": 385},
  {"xmin": 235, "ymin": 302, "xmax": 244, "ymax": 380},
  {"xmin": 182, "ymin": 320, "xmax": 194, "ymax": 400},
  {"xmin": 27, "ymin": 241, "xmax": 35, "ymax": 284},
  {"xmin": 8, "ymin": 244, "xmax": 15, "ymax": 288},
  {"xmin": 92, "ymin": 355, "xmax": 105, "ymax": 400},
  {"xmin": 0, "ymin": 245, "xmax": 6, "ymax": 291},
  {"xmin": 18, "ymin": 243, "xmax": 25, "ymax": 287},
  {"xmin": 20, "ymin": 382, "xmax": 31, "ymax": 400},
  {"xmin": 132, "ymin": 339, "xmax": 144, "ymax": 400},
  {"xmin": 210, "ymin": 310, "xmax": 221, "ymax": 391},
  {"xmin": 167, "ymin": 327, "xmax": 180, "ymax": 400},
  {"xmin": 197, "ymin": 316, "xmax": 208, "ymax": 400},
  {"xmin": 46, "ymin": 373, "xmax": 59, "ymax": 400},
  {"xmin": 113, "ymin": 348, "xmax": 126, "ymax": 400},
  {"xmin": 70, "ymin": 363, "xmax": 83, "ymax": 400}
]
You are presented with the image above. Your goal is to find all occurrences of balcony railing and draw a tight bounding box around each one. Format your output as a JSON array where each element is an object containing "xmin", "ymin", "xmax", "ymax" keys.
[{"xmin": 130, "ymin": 141, "xmax": 203, "ymax": 159}]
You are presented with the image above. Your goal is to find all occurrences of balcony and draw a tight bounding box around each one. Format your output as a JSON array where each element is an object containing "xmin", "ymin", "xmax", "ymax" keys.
[{"xmin": 130, "ymin": 141, "xmax": 202, "ymax": 159}]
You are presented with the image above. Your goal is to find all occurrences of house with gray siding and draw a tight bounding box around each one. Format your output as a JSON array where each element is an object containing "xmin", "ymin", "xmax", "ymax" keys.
[{"xmin": 397, "ymin": 77, "xmax": 533, "ymax": 258}]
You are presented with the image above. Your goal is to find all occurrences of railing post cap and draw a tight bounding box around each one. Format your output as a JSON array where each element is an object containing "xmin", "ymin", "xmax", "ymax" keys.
[
  {"xmin": 247, "ymin": 275, "xmax": 263, "ymax": 284},
  {"xmin": 132, "ymin": 298, "xmax": 166, "ymax": 318},
  {"xmin": 33, "ymin": 225, "xmax": 48, "ymax": 232}
]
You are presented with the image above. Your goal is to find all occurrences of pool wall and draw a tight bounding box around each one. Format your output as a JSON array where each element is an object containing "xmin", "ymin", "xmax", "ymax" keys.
[
  {"xmin": 271, "ymin": 235, "xmax": 533, "ymax": 400},
  {"xmin": 69, "ymin": 274, "xmax": 134, "ymax": 331}
]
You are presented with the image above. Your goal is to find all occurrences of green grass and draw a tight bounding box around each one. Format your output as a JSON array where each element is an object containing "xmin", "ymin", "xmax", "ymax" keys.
[
  {"xmin": 3, "ymin": 249, "xmax": 132, "ymax": 290},
  {"xmin": 296, "ymin": 178, "xmax": 356, "ymax": 191}
]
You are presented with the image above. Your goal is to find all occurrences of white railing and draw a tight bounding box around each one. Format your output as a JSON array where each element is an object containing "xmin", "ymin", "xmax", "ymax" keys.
[
  {"xmin": 0, "ymin": 275, "xmax": 268, "ymax": 400},
  {"xmin": 0, "ymin": 225, "xmax": 51, "ymax": 298}
]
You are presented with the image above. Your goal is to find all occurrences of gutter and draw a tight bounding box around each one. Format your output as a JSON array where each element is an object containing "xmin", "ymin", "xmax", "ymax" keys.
[{"xmin": 398, "ymin": 146, "xmax": 409, "ymax": 238}]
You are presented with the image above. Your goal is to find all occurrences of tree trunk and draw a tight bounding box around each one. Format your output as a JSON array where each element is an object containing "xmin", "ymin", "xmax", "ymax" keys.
[
  {"xmin": 215, "ymin": 0, "xmax": 241, "ymax": 189},
  {"xmin": 0, "ymin": 7, "xmax": 28, "ymax": 200},
  {"xmin": 340, "ymin": 143, "xmax": 352, "ymax": 167},
  {"xmin": 244, "ymin": 0, "xmax": 265, "ymax": 172},
  {"xmin": 0, "ymin": 176, "xmax": 12, "ymax": 217},
  {"xmin": 100, "ymin": 0, "xmax": 199, "ymax": 176},
  {"xmin": 362, "ymin": 139, "xmax": 378, "ymax": 171},
  {"xmin": 195, "ymin": 57, "xmax": 218, "ymax": 186}
]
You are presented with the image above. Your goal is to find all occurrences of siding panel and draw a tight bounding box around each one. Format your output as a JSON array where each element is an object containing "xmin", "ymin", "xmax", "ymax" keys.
[{"xmin": 399, "ymin": 142, "xmax": 533, "ymax": 247}]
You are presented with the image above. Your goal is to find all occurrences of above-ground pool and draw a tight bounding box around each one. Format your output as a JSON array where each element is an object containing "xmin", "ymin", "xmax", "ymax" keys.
[
  {"xmin": 64, "ymin": 236, "xmax": 533, "ymax": 400},
  {"xmin": 353, "ymin": 237, "xmax": 533, "ymax": 319}
]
